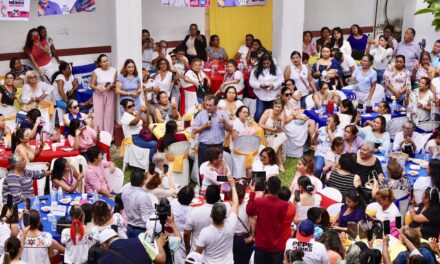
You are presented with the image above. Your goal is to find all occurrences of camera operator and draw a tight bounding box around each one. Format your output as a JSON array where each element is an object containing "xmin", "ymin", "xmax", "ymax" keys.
[{"xmin": 195, "ymin": 175, "xmax": 238, "ymax": 264}]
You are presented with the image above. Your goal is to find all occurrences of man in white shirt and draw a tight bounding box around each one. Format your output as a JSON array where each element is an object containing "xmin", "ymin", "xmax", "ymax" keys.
[
  {"xmin": 196, "ymin": 176, "xmax": 239, "ymax": 264},
  {"xmin": 285, "ymin": 220, "xmax": 329, "ymax": 264},
  {"xmin": 121, "ymin": 170, "xmax": 155, "ymax": 238},
  {"xmin": 184, "ymin": 185, "xmax": 221, "ymax": 254},
  {"xmin": 234, "ymin": 34, "xmax": 254, "ymax": 64},
  {"xmin": 392, "ymin": 121, "xmax": 424, "ymax": 154}
]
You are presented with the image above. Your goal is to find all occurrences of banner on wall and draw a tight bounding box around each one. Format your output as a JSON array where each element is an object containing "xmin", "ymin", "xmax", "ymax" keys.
[
  {"xmin": 161, "ymin": 0, "xmax": 210, "ymax": 7},
  {"xmin": 0, "ymin": 0, "xmax": 31, "ymax": 21},
  {"xmin": 37, "ymin": 0, "xmax": 95, "ymax": 16},
  {"xmin": 217, "ymin": 0, "xmax": 267, "ymax": 7}
]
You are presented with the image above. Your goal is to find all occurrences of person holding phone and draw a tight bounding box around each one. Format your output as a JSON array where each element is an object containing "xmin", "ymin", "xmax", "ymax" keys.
[
  {"xmin": 154, "ymin": 91, "xmax": 180, "ymax": 123},
  {"xmin": 175, "ymin": 24, "xmax": 207, "ymax": 62},
  {"xmin": 409, "ymin": 187, "xmax": 440, "ymax": 240},
  {"xmin": 13, "ymin": 128, "xmax": 44, "ymax": 164},
  {"xmin": 84, "ymin": 146, "xmax": 115, "ymax": 199},
  {"xmin": 115, "ymin": 59, "xmax": 142, "ymax": 112},
  {"xmin": 357, "ymin": 116, "xmax": 391, "ymax": 154},
  {"xmin": 200, "ymin": 147, "xmax": 231, "ymax": 192},
  {"xmin": 248, "ymin": 147, "xmax": 280, "ymax": 180},
  {"xmin": 68, "ymin": 119, "xmax": 99, "ymax": 156},
  {"xmin": 146, "ymin": 152, "xmax": 178, "ymax": 199},
  {"xmin": 368, "ymin": 189, "xmax": 401, "ymax": 236},
  {"xmin": 51, "ymin": 158, "xmax": 84, "ymax": 193},
  {"xmin": 90, "ymin": 54, "xmax": 117, "ymax": 137},
  {"xmin": 293, "ymin": 176, "xmax": 322, "ymax": 224}
]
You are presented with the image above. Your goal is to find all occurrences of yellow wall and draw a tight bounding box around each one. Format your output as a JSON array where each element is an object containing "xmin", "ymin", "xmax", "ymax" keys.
[{"xmin": 208, "ymin": 1, "xmax": 273, "ymax": 58}]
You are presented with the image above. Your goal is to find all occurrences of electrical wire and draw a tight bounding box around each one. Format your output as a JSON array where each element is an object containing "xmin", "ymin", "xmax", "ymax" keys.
[{"xmin": 384, "ymin": 0, "xmax": 390, "ymax": 25}]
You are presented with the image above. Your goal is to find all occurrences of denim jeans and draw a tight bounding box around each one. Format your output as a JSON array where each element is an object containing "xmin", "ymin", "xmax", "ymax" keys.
[
  {"xmin": 126, "ymin": 225, "xmax": 146, "ymax": 238},
  {"xmin": 254, "ymin": 98, "xmax": 274, "ymax": 122},
  {"xmin": 254, "ymin": 247, "xmax": 284, "ymax": 264},
  {"xmin": 132, "ymin": 134, "xmax": 157, "ymax": 161},
  {"xmin": 233, "ymin": 235, "xmax": 254, "ymax": 264},
  {"xmin": 375, "ymin": 69, "xmax": 385, "ymax": 85},
  {"xmin": 314, "ymin": 155, "xmax": 326, "ymax": 181}
]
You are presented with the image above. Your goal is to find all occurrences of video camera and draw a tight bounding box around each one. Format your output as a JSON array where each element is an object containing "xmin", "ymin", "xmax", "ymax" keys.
[
  {"xmin": 155, "ymin": 199, "xmax": 171, "ymax": 226},
  {"xmin": 419, "ymin": 39, "xmax": 426, "ymax": 51}
]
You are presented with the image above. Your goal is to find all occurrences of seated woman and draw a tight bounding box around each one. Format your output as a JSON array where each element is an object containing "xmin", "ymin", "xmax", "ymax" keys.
[
  {"xmin": 409, "ymin": 187, "xmax": 440, "ymax": 240},
  {"xmin": 352, "ymin": 142, "xmax": 384, "ymax": 186},
  {"xmin": 20, "ymin": 70, "xmax": 54, "ymax": 116},
  {"xmin": 154, "ymin": 91, "xmax": 180, "ymax": 123},
  {"xmin": 338, "ymin": 99, "xmax": 356, "ymax": 128},
  {"xmin": 13, "ymin": 128, "xmax": 43, "ymax": 164},
  {"xmin": 146, "ymin": 152, "xmax": 178, "ymax": 199},
  {"xmin": 284, "ymin": 79, "xmax": 302, "ymax": 109},
  {"xmin": 218, "ymin": 86, "xmax": 243, "ymax": 120},
  {"xmin": 378, "ymin": 157, "xmax": 410, "ymax": 193},
  {"xmin": 91, "ymin": 200, "xmax": 126, "ymax": 239},
  {"xmin": 231, "ymin": 106, "xmax": 259, "ymax": 140},
  {"xmin": 19, "ymin": 108, "xmax": 44, "ymax": 140},
  {"xmin": 368, "ymin": 189, "xmax": 401, "ymax": 236},
  {"xmin": 358, "ymin": 116, "xmax": 391, "ymax": 154},
  {"xmin": 200, "ymin": 147, "xmax": 231, "ymax": 192},
  {"xmin": 63, "ymin": 99, "xmax": 92, "ymax": 136},
  {"xmin": 68, "ymin": 119, "xmax": 98, "ymax": 156},
  {"xmin": 120, "ymin": 99, "xmax": 157, "ymax": 161},
  {"xmin": 247, "ymin": 147, "xmax": 280, "ymax": 180},
  {"xmin": 424, "ymin": 130, "xmax": 440, "ymax": 156},
  {"xmin": 217, "ymin": 60, "xmax": 244, "ymax": 98},
  {"xmin": 84, "ymin": 146, "xmax": 115, "ymax": 199},
  {"xmin": 52, "ymin": 61, "xmax": 78, "ymax": 123},
  {"xmin": 302, "ymin": 31, "xmax": 317, "ymax": 56},
  {"xmin": 332, "ymin": 189, "xmax": 366, "ymax": 231},
  {"xmin": 21, "ymin": 210, "xmax": 65, "ymax": 264},
  {"xmin": 157, "ymin": 120, "xmax": 188, "ymax": 152},
  {"xmin": 9, "ymin": 57, "xmax": 33, "ymax": 82},
  {"xmin": 258, "ymin": 99, "xmax": 286, "ymax": 171},
  {"xmin": 0, "ymin": 72, "xmax": 17, "ymax": 107},
  {"xmin": 312, "ymin": 81, "xmax": 339, "ymax": 108},
  {"xmin": 290, "ymin": 155, "xmax": 321, "ymax": 193},
  {"xmin": 414, "ymin": 159, "xmax": 440, "ymax": 204},
  {"xmin": 51, "ymin": 158, "xmax": 84, "ymax": 193},
  {"xmin": 384, "ymin": 55, "xmax": 411, "ymax": 103},
  {"xmin": 326, "ymin": 153, "xmax": 362, "ymax": 201},
  {"xmin": 405, "ymin": 77, "xmax": 433, "ymax": 124},
  {"xmin": 61, "ymin": 206, "xmax": 97, "ymax": 264},
  {"xmin": 411, "ymin": 51, "xmax": 436, "ymax": 84},
  {"xmin": 0, "ymin": 114, "xmax": 11, "ymax": 145},
  {"xmin": 2, "ymin": 154, "xmax": 50, "ymax": 204},
  {"xmin": 347, "ymin": 24, "xmax": 368, "ymax": 60},
  {"xmin": 206, "ymin": 35, "xmax": 228, "ymax": 63},
  {"xmin": 343, "ymin": 125, "xmax": 363, "ymax": 154},
  {"xmin": 322, "ymin": 136, "xmax": 345, "ymax": 174},
  {"xmin": 293, "ymin": 176, "xmax": 322, "ymax": 224}
]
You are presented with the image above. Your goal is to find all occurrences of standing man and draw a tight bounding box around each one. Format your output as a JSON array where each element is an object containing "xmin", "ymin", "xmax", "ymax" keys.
[
  {"xmin": 431, "ymin": 40, "xmax": 440, "ymax": 67},
  {"xmin": 394, "ymin": 28, "xmax": 421, "ymax": 72},
  {"xmin": 192, "ymin": 95, "xmax": 232, "ymax": 176}
]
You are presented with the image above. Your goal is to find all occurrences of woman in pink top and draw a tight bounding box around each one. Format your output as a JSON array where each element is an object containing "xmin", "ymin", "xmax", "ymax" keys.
[
  {"xmin": 290, "ymin": 155, "xmax": 322, "ymax": 193},
  {"xmin": 84, "ymin": 146, "xmax": 115, "ymax": 199},
  {"xmin": 303, "ymin": 31, "xmax": 317, "ymax": 56},
  {"xmin": 68, "ymin": 119, "xmax": 99, "ymax": 155}
]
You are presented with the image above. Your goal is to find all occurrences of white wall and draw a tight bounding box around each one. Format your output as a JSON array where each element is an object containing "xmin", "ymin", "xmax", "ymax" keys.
[{"xmin": 142, "ymin": 1, "xmax": 205, "ymax": 42}]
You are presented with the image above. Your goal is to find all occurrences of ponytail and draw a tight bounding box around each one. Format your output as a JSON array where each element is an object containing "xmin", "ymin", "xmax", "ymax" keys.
[
  {"xmin": 70, "ymin": 219, "xmax": 84, "ymax": 245},
  {"xmin": 306, "ymin": 184, "xmax": 315, "ymax": 193},
  {"xmin": 3, "ymin": 252, "xmax": 11, "ymax": 264}
]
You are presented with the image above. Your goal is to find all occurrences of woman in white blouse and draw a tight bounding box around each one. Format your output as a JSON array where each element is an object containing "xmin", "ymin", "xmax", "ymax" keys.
[
  {"xmin": 231, "ymin": 106, "xmax": 258, "ymax": 140},
  {"xmin": 283, "ymin": 51, "xmax": 315, "ymax": 108},
  {"xmin": 181, "ymin": 58, "xmax": 211, "ymax": 114},
  {"xmin": 404, "ymin": 77, "xmax": 434, "ymax": 124},
  {"xmin": 249, "ymin": 53, "xmax": 283, "ymax": 122},
  {"xmin": 218, "ymin": 86, "xmax": 243, "ymax": 120},
  {"xmin": 150, "ymin": 58, "xmax": 174, "ymax": 97},
  {"xmin": 217, "ymin": 60, "xmax": 244, "ymax": 99},
  {"xmin": 366, "ymin": 35, "xmax": 394, "ymax": 84},
  {"xmin": 330, "ymin": 27, "xmax": 352, "ymax": 56},
  {"xmin": 51, "ymin": 61, "xmax": 78, "ymax": 124}
]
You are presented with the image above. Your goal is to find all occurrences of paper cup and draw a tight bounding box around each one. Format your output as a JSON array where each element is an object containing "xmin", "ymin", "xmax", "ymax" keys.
[
  {"xmin": 51, "ymin": 143, "xmax": 57, "ymax": 152},
  {"xmin": 60, "ymin": 138, "xmax": 66, "ymax": 146},
  {"xmin": 82, "ymin": 193, "xmax": 87, "ymax": 200}
]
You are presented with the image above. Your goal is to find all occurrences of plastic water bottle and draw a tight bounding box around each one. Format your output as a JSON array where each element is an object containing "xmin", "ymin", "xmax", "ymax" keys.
[
  {"xmin": 48, "ymin": 214, "xmax": 56, "ymax": 231},
  {"xmin": 423, "ymin": 149, "xmax": 429, "ymax": 161},
  {"xmin": 390, "ymin": 96, "xmax": 397, "ymax": 113},
  {"xmin": 57, "ymin": 188, "xmax": 63, "ymax": 201},
  {"xmin": 51, "ymin": 191, "xmax": 56, "ymax": 203},
  {"xmin": 194, "ymin": 185, "xmax": 200, "ymax": 196},
  {"xmin": 36, "ymin": 133, "xmax": 41, "ymax": 148},
  {"xmin": 32, "ymin": 197, "xmax": 40, "ymax": 210}
]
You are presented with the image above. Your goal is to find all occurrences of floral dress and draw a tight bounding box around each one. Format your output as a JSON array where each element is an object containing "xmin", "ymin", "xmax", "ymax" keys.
[
  {"xmin": 406, "ymin": 89, "xmax": 434, "ymax": 123},
  {"xmin": 61, "ymin": 229, "xmax": 97, "ymax": 264}
]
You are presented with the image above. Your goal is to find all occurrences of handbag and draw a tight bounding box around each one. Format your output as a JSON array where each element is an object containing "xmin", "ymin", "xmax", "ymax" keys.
[
  {"xmin": 139, "ymin": 128, "xmax": 155, "ymax": 141},
  {"xmin": 196, "ymin": 84, "xmax": 211, "ymax": 99},
  {"xmin": 266, "ymin": 132, "xmax": 287, "ymax": 152}
]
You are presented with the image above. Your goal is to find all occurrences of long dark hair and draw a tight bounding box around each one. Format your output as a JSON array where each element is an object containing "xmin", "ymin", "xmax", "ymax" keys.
[
  {"xmin": 52, "ymin": 158, "xmax": 68, "ymax": 181},
  {"xmin": 318, "ymin": 230, "xmax": 346, "ymax": 259},
  {"xmin": 425, "ymin": 187, "xmax": 440, "ymax": 208},
  {"xmin": 23, "ymin": 28, "xmax": 41, "ymax": 52},
  {"xmin": 69, "ymin": 119, "xmax": 81, "ymax": 137},
  {"xmin": 51, "ymin": 61, "xmax": 71, "ymax": 84},
  {"xmin": 341, "ymin": 99, "xmax": 356, "ymax": 122},
  {"xmin": 158, "ymin": 120, "xmax": 178, "ymax": 152},
  {"xmin": 11, "ymin": 128, "xmax": 26, "ymax": 152},
  {"xmin": 429, "ymin": 159, "xmax": 440, "ymax": 190},
  {"xmin": 3, "ymin": 237, "xmax": 21, "ymax": 264},
  {"xmin": 330, "ymin": 27, "xmax": 344, "ymax": 48},
  {"xmin": 254, "ymin": 53, "xmax": 277, "ymax": 78}
]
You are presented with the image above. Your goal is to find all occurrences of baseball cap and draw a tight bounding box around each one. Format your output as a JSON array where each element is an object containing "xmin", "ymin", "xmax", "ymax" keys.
[
  {"xmin": 185, "ymin": 252, "xmax": 202, "ymax": 264},
  {"xmin": 99, "ymin": 229, "xmax": 118, "ymax": 244},
  {"xmin": 296, "ymin": 220, "xmax": 314, "ymax": 243}
]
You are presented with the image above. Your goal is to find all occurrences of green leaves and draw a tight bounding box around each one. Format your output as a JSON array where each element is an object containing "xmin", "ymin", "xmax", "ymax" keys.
[{"xmin": 415, "ymin": 0, "xmax": 440, "ymax": 31}]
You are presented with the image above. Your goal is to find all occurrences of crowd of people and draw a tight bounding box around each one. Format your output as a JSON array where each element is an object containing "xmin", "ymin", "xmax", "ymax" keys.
[{"xmin": 0, "ymin": 21, "xmax": 439, "ymax": 264}]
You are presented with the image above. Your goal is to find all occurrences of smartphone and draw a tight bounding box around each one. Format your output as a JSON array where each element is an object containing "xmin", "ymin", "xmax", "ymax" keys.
[
  {"xmin": 383, "ymin": 220, "xmax": 391, "ymax": 235},
  {"xmin": 216, "ymin": 175, "xmax": 228, "ymax": 182},
  {"xmin": 111, "ymin": 224, "xmax": 118, "ymax": 233},
  {"xmin": 374, "ymin": 142, "xmax": 381, "ymax": 149},
  {"xmin": 79, "ymin": 164, "xmax": 83, "ymax": 173},
  {"xmin": 148, "ymin": 163, "xmax": 156, "ymax": 175},
  {"xmin": 105, "ymin": 82, "xmax": 111, "ymax": 88},
  {"xmin": 171, "ymin": 97, "xmax": 176, "ymax": 105},
  {"xmin": 25, "ymin": 198, "xmax": 31, "ymax": 211},
  {"xmin": 294, "ymin": 190, "xmax": 301, "ymax": 202},
  {"xmin": 208, "ymin": 114, "xmax": 212, "ymax": 121},
  {"xmin": 6, "ymin": 195, "xmax": 13, "ymax": 209},
  {"xmin": 23, "ymin": 212, "xmax": 30, "ymax": 227},
  {"xmin": 196, "ymin": 30, "xmax": 200, "ymax": 36},
  {"xmin": 163, "ymin": 164, "xmax": 169, "ymax": 174},
  {"xmin": 33, "ymin": 35, "xmax": 39, "ymax": 42},
  {"xmin": 395, "ymin": 216, "xmax": 402, "ymax": 229},
  {"xmin": 251, "ymin": 171, "xmax": 266, "ymax": 192},
  {"xmin": 367, "ymin": 229, "xmax": 374, "ymax": 241}
]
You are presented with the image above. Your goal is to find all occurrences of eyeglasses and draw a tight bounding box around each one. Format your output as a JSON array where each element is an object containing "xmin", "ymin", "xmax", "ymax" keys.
[
  {"xmin": 284, "ymin": 93, "xmax": 292, "ymax": 97},
  {"xmin": 71, "ymin": 105, "xmax": 79, "ymax": 109},
  {"xmin": 126, "ymin": 104, "xmax": 134, "ymax": 109}
]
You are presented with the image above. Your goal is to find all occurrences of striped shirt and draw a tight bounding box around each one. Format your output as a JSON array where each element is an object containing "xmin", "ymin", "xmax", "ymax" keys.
[
  {"xmin": 326, "ymin": 170, "xmax": 356, "ymax": 201},
  {"xmin": 193, "ymin": 110, "xmax": 230, "ymax": 145},
  {"xmin": 3, "ymin": 169, "xmax": 46, "ymax": 204}
]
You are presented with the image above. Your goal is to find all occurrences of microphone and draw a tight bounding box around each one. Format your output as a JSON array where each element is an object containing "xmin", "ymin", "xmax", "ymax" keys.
[{"xmin": 208, "ymin": 113, "xmax": 212, "ymax": 121}]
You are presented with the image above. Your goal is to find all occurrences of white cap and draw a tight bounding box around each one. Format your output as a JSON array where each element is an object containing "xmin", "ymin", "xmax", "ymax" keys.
[
  {"xmin": 98, "ymin": 229, "xmax": 117, "ymax": 244},
  {"xmin": 185, "ymin": 252, "xmax": 202, "ymax": 264}
]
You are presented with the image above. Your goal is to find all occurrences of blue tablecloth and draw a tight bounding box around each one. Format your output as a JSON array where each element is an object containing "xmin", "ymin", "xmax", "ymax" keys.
[
  {"xmin": 375, "ymin": 153, "xmax": 428, "ymax": 186},
  {"xmin": 18, "ymin": 193, "xmax": 114, "ymax": 242}
]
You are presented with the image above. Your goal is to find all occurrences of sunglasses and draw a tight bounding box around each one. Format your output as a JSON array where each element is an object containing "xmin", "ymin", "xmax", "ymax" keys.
[
  {"xmin": 126, "ymin": 104, "xmax": 134, "ymax": 109},
  {"xmin": 284, "ymin": 93, "xmax": 292, "ymax": 96},
  {"xmin": 71, "ymin": 105, "xmax": 79, "ymax": 109}
]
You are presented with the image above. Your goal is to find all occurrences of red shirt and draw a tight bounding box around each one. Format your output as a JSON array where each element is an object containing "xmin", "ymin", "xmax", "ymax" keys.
[
  {"xmin": 281, "ymin": 202, "xmax": 296, "ymax": 245},
  {"xmin": 26, "ymin": 40, "xmax": 51, "ymax": 67},
  {"xmin": 246, "ymin": 192, "xmax": 288, "ymax": 253},
  {"xmin": 157, "ymin": 133, "xmax": 188, "ymax": 151}
]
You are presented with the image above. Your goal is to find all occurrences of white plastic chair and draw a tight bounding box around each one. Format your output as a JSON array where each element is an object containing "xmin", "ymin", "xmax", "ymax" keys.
[
  {"xmin": 190, "ymin": 142, "xmax": 200, "ymax": 185},
  {"xmin": 305, "ymin": 94, "xmax": 315, "ymax": 110},
  {"xmin": 334, "ymin": 90, "xmax": 347, "ymax": 101},
  {"xmin": 232, "ymin": 136, "xmax": 261, "ymax": 179},
  {"xmin": 319, "ymin": 187, "xmax": 343, "ymax": 203},
  {"xmin": 393, "ymin": 189, "xmax": 409, "ymax": 222},
  {"xmin": 0, "ymin": 168, "xmax": 8, "ymax": 179},
  {"xmin": 0, "ymin": 105, "xmax": 17, "ymax": 131},
  {"xmin": 105, "ymin": 167, "xmax": 124, "ymax": 194},
  {"xmin": 25, "ymin": 162, "xmax": 48, "ymax": 196},
  {"xmin": 370, "ymin": 84, "xmax": 385, "ymax": 104},
  {"xmin": 386, "ymin": 116, "xmax": 408, "ymax": 139},
  {"xmin": 99, "ymin": 131, "xmax": 112, "ymax": 146},
  {"xmin": 49, "ymin": 155, "xmax": 88, "ymax": 194},
  {"xmin": 122, "ymin": 142, "xmax": 150, "ymax": 171},
  {"xmin": 166, "ymin": 141, "xmax": 191, "ymax": 187},
  {"xmin": 327, "ymin": 203, "xmax": 344, "ymax": 218},
  {"xmin": 417, "ymin": 121, "xmax": 440, "ymax": 133}
]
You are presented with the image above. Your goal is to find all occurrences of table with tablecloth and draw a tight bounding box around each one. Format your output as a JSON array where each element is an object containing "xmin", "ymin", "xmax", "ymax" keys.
[
  {"xmin": 18, "ymin": 193, "xmax": 114, "ymax": 242},
  {"xmin": 374, "ymin": 153, "xmax": 428, "ymax": 186},
  {"xmin": 202, "ymin": 62, "xmax": 251, "ymax": 94},
  {"xmin": 0, "ymin": 140, "xmax": 80, "ymax": 169}
]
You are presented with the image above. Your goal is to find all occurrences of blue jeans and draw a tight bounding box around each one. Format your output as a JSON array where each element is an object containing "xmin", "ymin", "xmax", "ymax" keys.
[
  {"xmin": 127, "ymin": 225, "xmax": 146, "ymax": 238},
  {"xmin": 254, "ymin": 98, "xmax": 274, "ymax": 123},
  {"xmin": 314, "ymin": 155, "xmax": 326, "ymax": 181},
  {"xmin": 132, "ymin": 134, "xmax": 157, "ymax": 161},
  {"xmin": 375, "ymin": 69, "xmax": 385, "ymax": 85}
]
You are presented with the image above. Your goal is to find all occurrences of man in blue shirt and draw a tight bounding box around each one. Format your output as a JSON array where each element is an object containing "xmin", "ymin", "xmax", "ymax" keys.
[
  {"xmin": 38, "ymin": 0, "xmax": 62, "ymax": 16},
  {"xmin": 431, "ymin": 40, "xmax": 440, "ymax": 68}
]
